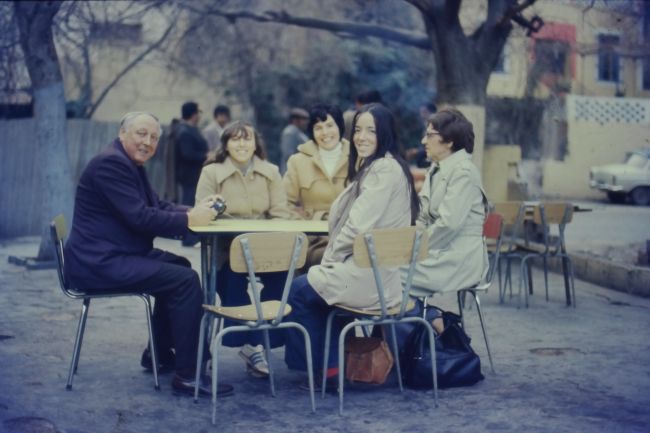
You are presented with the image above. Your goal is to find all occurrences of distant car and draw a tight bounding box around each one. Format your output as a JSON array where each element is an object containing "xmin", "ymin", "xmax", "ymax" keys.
[{"xmin": 589, "ymin": 149, "xmax": 650, "ymax": 205}]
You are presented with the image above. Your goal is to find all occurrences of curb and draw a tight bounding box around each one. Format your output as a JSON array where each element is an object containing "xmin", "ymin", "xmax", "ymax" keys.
[{"xmin": 544, "ymin": 253, "xmax": 650, "ymax": 298}]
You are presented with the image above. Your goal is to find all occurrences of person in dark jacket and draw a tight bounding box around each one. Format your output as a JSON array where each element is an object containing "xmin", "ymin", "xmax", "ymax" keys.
[
  {"xmin": 175, "ymin": 101, "xmax": 209, "ymax": 246},
  {"xmin": 64, "ymin": 111, "xmax": 233, "ymax": 398}
]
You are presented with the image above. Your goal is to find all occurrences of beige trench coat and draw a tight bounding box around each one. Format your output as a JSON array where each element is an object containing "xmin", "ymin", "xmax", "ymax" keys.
[
  {"xmin": 195, "ymin": 156, "xmax": 291, "ymax": 268},
  {"xmin": 283, "ymin": 139, "xmax": 349, "ymax": 220},
  {"xmin": 195, "ymin": 155, "xmax": 291, "ymax": 220},
  {"xmin": 307, "ymin": 155, "xmax": 412, "ymax": 309},
  {"xmin": 403, "ymin": 149, "xmax": 488, "ymax": 294}
]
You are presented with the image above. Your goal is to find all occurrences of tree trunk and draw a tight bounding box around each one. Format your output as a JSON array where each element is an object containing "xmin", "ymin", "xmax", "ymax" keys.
[{"xmin": 14, "ymin": 1, "xmax": 74, "ymax": 261}]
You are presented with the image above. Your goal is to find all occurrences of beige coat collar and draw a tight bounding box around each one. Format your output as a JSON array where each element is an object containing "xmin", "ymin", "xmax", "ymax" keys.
[
  {"xmin": 214, "ymin": 155, "xmax": 276, "ymax": 184},
  {"xmin": 296, "ymin": 139, "xmax": 350, "ymax": 177},
  {"xmin": 437, "ymin": 148, "xmax": 471, "ymax": 177}
]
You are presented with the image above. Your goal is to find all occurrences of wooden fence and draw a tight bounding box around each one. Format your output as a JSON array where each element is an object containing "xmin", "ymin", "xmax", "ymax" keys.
[{"xmin": 0, "ymin": 119, "xmax": 170, "ymax": 238}]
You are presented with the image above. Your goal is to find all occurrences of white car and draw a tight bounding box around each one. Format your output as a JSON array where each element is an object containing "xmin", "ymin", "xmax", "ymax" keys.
[{"xmin": 589, "ymin": 149, "xmax": 650, "ymax": 205}]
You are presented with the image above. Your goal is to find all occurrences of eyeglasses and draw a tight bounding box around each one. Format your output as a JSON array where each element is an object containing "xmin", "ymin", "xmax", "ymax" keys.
[{"xmin": 425, "ymin": 132, "xmax": 441, "ymax": 139}]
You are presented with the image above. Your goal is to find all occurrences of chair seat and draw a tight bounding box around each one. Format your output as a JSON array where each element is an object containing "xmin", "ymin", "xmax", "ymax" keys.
[
  {"xmin": 335, "ymin": 298, "xmax": 416, "ymax": 317},
  {"xmin": 203, "ymin": 300, "xmax": 292, "ymax": 321},
  {"xmin": 487, "ymin": 243, "xmax": 510, "ymax": 253},
  {"xmin": 515, "ymin": 240, "xmax": 547, "ymax": 253}
]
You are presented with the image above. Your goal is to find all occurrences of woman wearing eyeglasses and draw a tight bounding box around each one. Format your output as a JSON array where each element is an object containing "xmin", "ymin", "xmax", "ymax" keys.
[{"xmin": 405, "ymin": 108, "xmax": 488, "ymax": 307}]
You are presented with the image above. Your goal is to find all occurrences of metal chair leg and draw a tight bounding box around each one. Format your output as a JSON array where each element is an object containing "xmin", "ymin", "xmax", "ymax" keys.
[
  {"xmin": 543, "ymin": 255, "xmax": 549, "ymax": 302},
  {"xmin": 497, "ymin": 258, "xmax": 503, "ymax": 303},
  {"xmin": 415, "ymin": 317, "xmax": 438, "ymax": 407},
  {"xmin": 337, "ymin": 322, "xmax": 356, "ymax": 416},
  {"xmin": 263, "ymin": 329, "xmax": 276, "ymax": 397},
  {"xmin": 389, "ymin": 324, "xmax": 403, "ymax": 392},
  {"xmin": 194, "ymin": 313, "xmax": 209, "ymax": 402},
  {"xmin": 321, "ymin": 311, "xmax": 336, "ymax": 399},
  {"xmin": 471, "ymin": 291, "xmax": 495, "ymax": 373},
  {"xmin": 292, "ymin": 323, "xmax": 316, "ymax": 413},
  {"xmin": 565, "ymin": 255, "xmax": 577, "ymax": 308},
  {"xmin": 67, "ymin": 298, "xmax": 90, "ymax": 390},
  {"xmin": 211, "ymin": 332, "xmax": 223, "ymax": 425},
  {"xmin": 457, "ymin": 291, "xmax": 465, "ymax": 329},
  {"xmin": 141, "ymin": 295, "xmax": 160, "ymax": 390}
]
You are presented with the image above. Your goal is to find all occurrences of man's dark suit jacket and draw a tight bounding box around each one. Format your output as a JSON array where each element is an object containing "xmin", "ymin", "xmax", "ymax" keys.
[{"xmin": 65, "ymin": 139, "xmax": 189, "ymax": 290}]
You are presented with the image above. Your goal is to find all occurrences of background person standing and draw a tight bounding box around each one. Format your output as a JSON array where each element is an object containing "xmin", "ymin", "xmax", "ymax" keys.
[
  {"xmin": 279, "ymin": 107, "xmax": 309, "ymax": 174},
  {"xmin": 175, "ymin": 101, "xmax": 208, "ymax": 246}
]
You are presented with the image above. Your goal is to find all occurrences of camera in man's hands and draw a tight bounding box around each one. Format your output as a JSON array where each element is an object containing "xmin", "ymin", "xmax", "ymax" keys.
[{"xmin": 211, "ymin": 198, "xmax": 227, "ymax": 217}]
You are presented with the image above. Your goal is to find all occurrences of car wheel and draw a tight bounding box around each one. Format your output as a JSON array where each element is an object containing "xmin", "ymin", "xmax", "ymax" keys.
[
  {"xmin": 606, "ymin": 191, "xmax": 626, "ymax": 204},
  {"xmin": 630, "ymin": 187, "xmax": 650, "ymax": 206}
]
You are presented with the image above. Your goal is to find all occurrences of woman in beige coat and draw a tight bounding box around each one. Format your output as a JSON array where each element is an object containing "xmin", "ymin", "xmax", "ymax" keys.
[
  {"xmin": 404, "ymin": 108, "xmax": 488, "ymax": 303},
  {"xmin": 283, "ymin": 104, "xmax": 349, "ymax": 266},
  {"xmin": 195, "ymin": 121, "xmax": 291, "ymax": 378},
  {"xmin": 284, "ymin": 104, "xmax": 420, "ymax": 382}
]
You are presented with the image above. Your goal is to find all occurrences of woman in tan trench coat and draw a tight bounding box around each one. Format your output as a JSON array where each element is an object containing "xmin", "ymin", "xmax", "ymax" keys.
[
  {"xmin": 283, "ymin": 104, "xmax": 420, "ymax": 384},
  {"xmin": 283, "ymin": 104, "xmax": 350, "ymax": 266},
  {"xmin": 404, "ymin": 108, "xmax": 488, "ymax": 302},
  {"xmin": 195, "ymin": 121, "xmax": 291, "ymax": 379}
]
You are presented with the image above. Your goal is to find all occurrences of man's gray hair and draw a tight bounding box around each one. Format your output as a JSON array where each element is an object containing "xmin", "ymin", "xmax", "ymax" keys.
[{"xmin": 119, "ymin": 111, "xmax": 162, "ymax": 136}]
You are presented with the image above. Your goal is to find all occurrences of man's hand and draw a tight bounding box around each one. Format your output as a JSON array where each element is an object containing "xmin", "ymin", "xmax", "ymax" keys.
[
  {"xmin": 187, "ymin": 200, "xmax": 218, "ymax": 226},
  {"xmin": 197, "ymin": 194, "xmax": 224, "ymax": 208}
]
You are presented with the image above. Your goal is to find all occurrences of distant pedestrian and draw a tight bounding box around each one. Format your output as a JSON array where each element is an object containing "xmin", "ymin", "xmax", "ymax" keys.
[
  {"xmin": 279, "ymin": 107, "xmax": 309, "ymax": 174},
  {"xmin": 175, "ymin": 101, "xmax": 208, "ymax": 246},
  {"xmin": 203, "ymin": 104, "xmax": 231, "ymax": 153},
  {"xmin": 342, "ymin": 89, "xmax": 384, "ymax": 141},
  {"xmin": 406, "ymin": 101, "xmax": 437, "ymax": 168}
]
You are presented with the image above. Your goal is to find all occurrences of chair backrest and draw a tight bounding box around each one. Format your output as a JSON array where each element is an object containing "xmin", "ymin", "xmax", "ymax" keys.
[
  {"xmin": 532, "ymin": 202, "xmax": 573, "ymax": 225},
  {"xmin": 230, "ymin": 231, "xmax": 307, "ymax": 324},
  {"xmin": 230, "ymin": 232, "xmax": 307, "ymax": 273},
  {"xmin": 50, "ymin": 214, "xmax": 76, "ymax": 298},
  {"xmin": 352, "ymin": 226, "xmax": 428, "ymax": 268},
  {"xmin": 531, "ymin": 202, "xmax": 573, "ymax": 253},
  {"xmin": 483, "ymin": 212, "xmax": 503, "ymax": 241},
  {"xmin": 353, "ymin": 226, "xmax": 429, "ymax": 318},
  {"xmin": 482, "ymin": 212, "xmax": 504, "ymax": 285},
  {"xmin": 493, "ymin": 202, "xmax": 526, "ymax": 253},
  {"xmin": 494, "ymin": 201, "xmax": 524, "ymax": 226}
]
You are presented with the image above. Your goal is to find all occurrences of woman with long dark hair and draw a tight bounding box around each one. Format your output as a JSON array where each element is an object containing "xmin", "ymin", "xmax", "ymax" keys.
[{"xmin": 284, "ymin": 103, "xmax": 419, "ymax": 386}]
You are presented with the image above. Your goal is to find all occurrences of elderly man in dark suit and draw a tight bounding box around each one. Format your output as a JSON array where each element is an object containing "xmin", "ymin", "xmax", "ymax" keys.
[{"xmin": 64, "ymin": 111, "xmax": 232, "ymax": 397}]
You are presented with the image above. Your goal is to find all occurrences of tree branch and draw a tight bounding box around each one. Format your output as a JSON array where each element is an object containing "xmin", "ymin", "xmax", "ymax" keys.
[
  {"xmin": 86, "ymin": 19, "xmax": 174, "ymax": 118},
  {"xmin": 181, "ymin": 5, "xmax": 431, "ymax": 50}
]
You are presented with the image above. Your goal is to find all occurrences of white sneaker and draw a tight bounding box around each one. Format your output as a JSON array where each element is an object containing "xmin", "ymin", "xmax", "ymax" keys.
[{"xmin": 238, "ymin": 344, "xmax": 269, "ymax": 378}]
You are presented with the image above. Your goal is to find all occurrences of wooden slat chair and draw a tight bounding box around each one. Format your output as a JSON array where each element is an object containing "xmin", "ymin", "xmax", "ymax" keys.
[
  {"xmin": 320, "ymin": 226, "xmax": 438, "ymax": 415},
  {"xmin": 493, "ymin": 202, "xmax": 528, "ymax": 306},
  {"xmin": 194, "ymin": 232, "xmax": 315, "ymax": 424},
  {"xmin": 50, "ymin": 215, "xmax": 160, "ymax": 391},
  {"xmin": 518, "ymin": 202, "xmax": 576, "ymax": 308}
]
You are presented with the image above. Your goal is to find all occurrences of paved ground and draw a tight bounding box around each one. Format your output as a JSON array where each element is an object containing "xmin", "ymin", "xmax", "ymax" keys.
[
  {"xmin": 563, "ymin": 199, "xmax": 650, "ymax": 265},
  {"xmin": 1, "ymin": 236, "xmax": 650, "ymax": 433}
]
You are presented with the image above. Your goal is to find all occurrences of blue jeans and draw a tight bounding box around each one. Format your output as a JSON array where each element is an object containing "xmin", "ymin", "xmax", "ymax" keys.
[{"xmin": 284, "ymin": 275, "xmax": 345, "ymax": 373}]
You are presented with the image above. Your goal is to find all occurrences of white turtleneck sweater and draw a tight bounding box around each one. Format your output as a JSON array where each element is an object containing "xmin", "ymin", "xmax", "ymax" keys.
[{"xmin": 319, "ymin": 142, "xmax": 343, "ymax": 178}]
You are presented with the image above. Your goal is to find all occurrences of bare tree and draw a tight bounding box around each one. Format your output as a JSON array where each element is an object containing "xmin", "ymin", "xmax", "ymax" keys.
[
  {"xmin": 13, "ymin": 0, "xmax": 74, "ymax": 260},
  {"xmin": 54, "ymin": 1, "xmax": 177, "ymax": 118},
  {"xmin": 182, "ymin": 0, "xmax": 543, "ymax": 106}
]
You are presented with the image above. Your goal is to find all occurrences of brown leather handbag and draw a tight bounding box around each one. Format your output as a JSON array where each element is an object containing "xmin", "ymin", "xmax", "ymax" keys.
[{"xmin": 344, "ymin": 336, "xmax": 394, "ymax": 384}]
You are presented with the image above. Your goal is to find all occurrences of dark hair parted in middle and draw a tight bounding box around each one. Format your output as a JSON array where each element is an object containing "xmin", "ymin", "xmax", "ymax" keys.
[
  {"xmin": 347, "ymin": 103, "xmax": 420, "ymax": 225},
  {"xmin": 207, "ymin": 120, "xmax": 266, "ymax": 164},
  {"xmin": 306, "ymin": 104, "xmax": 345, "ymax": 142},
  {"xmin": 428, "ymin": 108, "xmax": 475, "ymax": 154}
]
